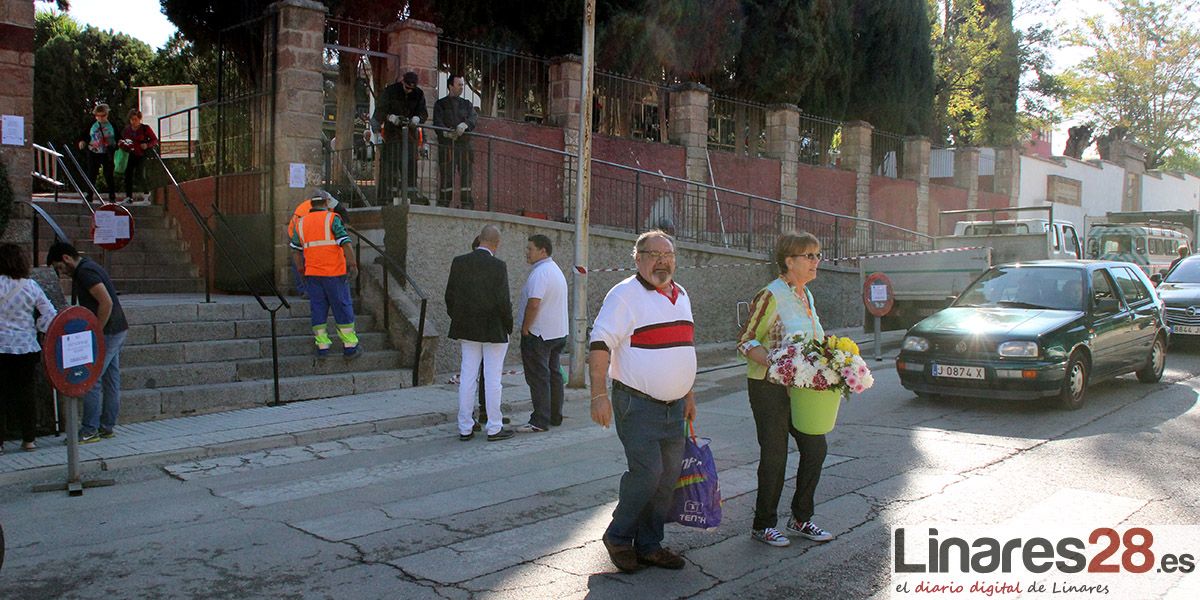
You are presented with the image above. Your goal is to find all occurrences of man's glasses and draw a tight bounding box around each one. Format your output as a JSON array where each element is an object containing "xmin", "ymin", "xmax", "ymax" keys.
[
  {"xmin": 638, "ymin": 251, "xmax": 676, "ymax": 261},
  {"xmin": 792, "ymin": 252, "xmax": 824, "ymax": 261}
]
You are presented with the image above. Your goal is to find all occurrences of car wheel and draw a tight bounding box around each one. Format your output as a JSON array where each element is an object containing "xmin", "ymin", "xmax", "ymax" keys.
[
  {"xmin": 1057, "ymin": 353, "xmax": 1088, "ymax": 410},
  {"xmin": 1136, "ymin": 335, "xmax": 1166, "ymax": 383}
]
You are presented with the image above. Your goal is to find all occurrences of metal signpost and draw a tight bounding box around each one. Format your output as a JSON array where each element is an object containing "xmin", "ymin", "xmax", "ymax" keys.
[
  {"xmin": 32, "ymin": 307, "xmax": 115, "ymax": 496},
  {"xmin": 863, "ymin": 272, "xmax": 895, "ymax": 362}
]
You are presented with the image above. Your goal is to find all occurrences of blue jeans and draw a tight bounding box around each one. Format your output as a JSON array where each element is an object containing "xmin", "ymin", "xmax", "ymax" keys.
[
  {"xmin": 80, "ymin": 330, "xmax": 127, "ymax": 437},
  {"xmin": 605, "ymin": 382, "xmax": 686, "ymax": 554},
  {"xmin": 520, "ymin": 334, "xmax": 565, "ymax": 429}
]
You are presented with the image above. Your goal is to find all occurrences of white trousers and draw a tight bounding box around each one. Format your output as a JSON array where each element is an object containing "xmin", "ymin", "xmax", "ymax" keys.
[{"xmin": 458, "ymin": 340, "xmax": 509, "ymax": 435}]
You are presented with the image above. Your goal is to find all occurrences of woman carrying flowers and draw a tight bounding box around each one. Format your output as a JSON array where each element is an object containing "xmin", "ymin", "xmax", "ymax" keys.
[{"xmin": 736, "ymin": 231, "xmax": 834, "ymax": 547}]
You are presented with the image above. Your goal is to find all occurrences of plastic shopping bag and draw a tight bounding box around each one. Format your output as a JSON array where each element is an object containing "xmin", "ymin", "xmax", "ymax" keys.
[
  {"xmin": 668, "ymin": 421, "xmax": 722, "ymax": 529},
  {"xmin": 113, "ymin": 148, "xmax": 130, "ymax": 175}
]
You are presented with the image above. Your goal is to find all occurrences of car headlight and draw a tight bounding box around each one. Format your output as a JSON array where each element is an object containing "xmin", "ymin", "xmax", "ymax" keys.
[
  {"xmin": 997, "ymin": 341, "xmax": 1039, "ymax": 357},
  {"xmin": 902, "ymin": 336, "xmax": 929, "ymax": 352}
]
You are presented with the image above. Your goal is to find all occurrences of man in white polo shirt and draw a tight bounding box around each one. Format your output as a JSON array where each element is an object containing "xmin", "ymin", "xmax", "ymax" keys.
[
  {"xmin": 516, "ymin": 234, "xmax": 569, "ymax": 433},
  {"xmin": 589, "ymin": 229, "xmax": 697, "ymax": 573}
]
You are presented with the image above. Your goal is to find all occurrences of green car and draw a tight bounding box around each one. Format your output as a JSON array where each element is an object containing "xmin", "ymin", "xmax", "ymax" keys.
[{"xmin": 896, "ymin": 260, "xmax": 1168, "ymax": 409}]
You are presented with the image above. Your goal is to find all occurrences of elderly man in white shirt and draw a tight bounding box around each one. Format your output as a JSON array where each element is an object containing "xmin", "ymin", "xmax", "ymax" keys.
[{"xmin": 515, "ymin": 234, "xmax": 569, "ymax": 433}]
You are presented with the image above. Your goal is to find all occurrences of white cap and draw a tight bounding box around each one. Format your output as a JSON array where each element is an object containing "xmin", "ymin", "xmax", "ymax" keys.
[{"xmin": 311, "ymin": 189, "xmax": 339, "ymax": 209}]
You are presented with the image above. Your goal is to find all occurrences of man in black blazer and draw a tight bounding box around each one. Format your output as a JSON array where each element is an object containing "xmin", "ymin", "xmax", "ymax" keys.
[{"xmin": 446, "ymin": 224, "xmax": 515, "ymax": 441}]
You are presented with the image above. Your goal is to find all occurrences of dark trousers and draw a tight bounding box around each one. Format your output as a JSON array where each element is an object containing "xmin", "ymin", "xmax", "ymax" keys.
[
  {"xmin": 747, "ymin": 377, "xmax": 827, "ymax": 530},
  {"xmin": 437, "ymin": 138, "xmax": 473, "ymax": 208},
  {"xmin": 606, "ymin": 382, "xmax": 686, "ymax": 554},
  {"xmin": 521, "ymin": 334, "xmax": 565, "ymax": 429},
  {"xmin": 85, "ymin": 150, "xmax": 116, "ymax": 203},
  {"xmin": 378, "ymin": 135, "xmax": 419, "ymax": 203},
  {"xmin": 1, "ymin": 352, "xmax": 41, "ymax": 445},
  {"xmin": 124, "ymin": 153, "xmax": 146, "ymax": 198}
]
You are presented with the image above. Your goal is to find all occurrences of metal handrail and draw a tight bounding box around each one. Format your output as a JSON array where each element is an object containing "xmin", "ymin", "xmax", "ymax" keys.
[
  {"xmin": 407, "ymin": 122, "xmax": 930, "ymax": 241},
  {"xmin": 51, "ymin": 143, "xmax": 98, "ymax": 217},
  {"xmin": 148, "ymin": 149, "xmax": 292, "ymax": 406},
  {"xmin": 345, "ymin": 225, "xmax": 427, "ymax": 388}
]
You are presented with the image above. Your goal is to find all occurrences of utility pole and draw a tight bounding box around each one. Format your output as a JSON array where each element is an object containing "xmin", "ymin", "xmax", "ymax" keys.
[{"xmin": 568, "ymin": 0, "xmax": 596, "ymax": 388}]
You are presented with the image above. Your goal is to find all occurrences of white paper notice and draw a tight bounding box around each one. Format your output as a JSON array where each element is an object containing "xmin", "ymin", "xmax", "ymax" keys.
[
  {"xmin": 289, "ymin": 163, "xmax": 306, "ymax": 188},
  {"xmin": 871, "ymin": 284, "xmax": 888, "ymax": 302},
  {"xmin": 93, "ymin": 211, "xmax": 117, "ymax": 244},
  {"xmin": 61, "ymin": 331, "xmax": 95, "ymax": 368},
  {"xmin": 1, "ymin": 114, "xmax": 25, "ymax": 146},
  {"xmin": 112, "ymin": 215, "xmax": 131, "ymax": 239}
]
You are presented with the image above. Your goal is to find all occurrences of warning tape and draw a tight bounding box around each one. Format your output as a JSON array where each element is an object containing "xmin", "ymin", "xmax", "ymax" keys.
[
  {"xmin": 574, "ymin": 261, "xmax": 773, "ymax": 275},
  {"xmin": 572, "ymin": 246, "xmax": 957, "ymax": 275}
]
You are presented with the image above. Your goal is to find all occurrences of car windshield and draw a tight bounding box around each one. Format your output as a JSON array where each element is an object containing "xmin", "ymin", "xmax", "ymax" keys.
[
  {"xmin": 956, "ymin": 266, "xmax": 1086, "ymax": 311},
  {"xmin": 1165, "ymin": 259, "xmax": 1200, "ymax": 283}
]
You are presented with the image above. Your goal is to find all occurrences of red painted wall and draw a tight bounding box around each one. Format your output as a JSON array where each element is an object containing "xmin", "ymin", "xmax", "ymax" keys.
[
  {"xmin": 591, "ymin": 134, "xmax": 687, "ymax": 232},
  {"xmin": 869, "ymin": 176, "xmax": 918, "ymax": 232},
  {"xmin": 929, "ymin": 183, "xmax": 969, "ymax": 235},
  {"xmin": 471, "ymin": 118, "xmax": 567, "ymax": 220},
  {"xmin": 158, "ymin": 173, "xmax": 263, "ymax": 288}
]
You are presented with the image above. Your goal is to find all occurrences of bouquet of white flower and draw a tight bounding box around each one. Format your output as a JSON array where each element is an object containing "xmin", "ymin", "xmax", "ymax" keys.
[{"xmin": 766, "ymin": 332, "xmax": 875, "ymax": 396}]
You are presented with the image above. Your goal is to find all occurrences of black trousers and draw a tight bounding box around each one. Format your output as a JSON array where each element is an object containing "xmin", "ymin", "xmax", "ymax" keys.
[
  {"xmin": 747, "ymin": 377, "xmax": 827, "ymax": 530},
  {"xmin": 0, "ymin": 352, "xmax": 40, "ymax": 445},
  {"xmin": 378, "ymin": 135, "xmax": 419, "ymax": 203},
  {"xmin": 520, "ymin": 334, "xmax": 565, "ymax": 429},
  {"xmin": 124, "ymin": 153, "xmax": 146, "ymax": 198},
  {"xmin": 85, "ymin": 150, "xmax": 116, "ymax": 203},
  {"xmin": 437, "ymin": 138, "xmax": 473, "ymax": 208}
]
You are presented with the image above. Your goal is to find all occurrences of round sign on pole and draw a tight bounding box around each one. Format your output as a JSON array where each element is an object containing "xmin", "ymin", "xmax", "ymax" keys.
[
  {"xmin": 41, "ymin": 306, "xmax": 105, "ymax": 397},
  {"xmin": 91, "ymin": 203, "xmax": 135, "ymax": 251},
  {"xmin": 863, "ymin": 272, "xmax": 895, "ymax": 318}
]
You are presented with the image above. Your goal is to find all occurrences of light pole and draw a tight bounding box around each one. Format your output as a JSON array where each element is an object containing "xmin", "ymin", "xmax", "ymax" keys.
[{"xmin": 568, "ymin": 0, "xmax": 596, "ymax": 388}]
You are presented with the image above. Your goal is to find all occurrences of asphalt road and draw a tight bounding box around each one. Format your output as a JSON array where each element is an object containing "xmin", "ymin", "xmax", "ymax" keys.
[{"xmin": 2, "ymin": 346, "xmax": 1198, "ymax": 599}]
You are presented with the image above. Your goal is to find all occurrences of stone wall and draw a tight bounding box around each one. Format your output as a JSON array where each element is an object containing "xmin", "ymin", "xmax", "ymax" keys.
[
  {"xmin": 388, "ymin": 206, "xmax": 863, "ymax": 374},
  {"xmin": 0, "ymin": 0, "xmax": 34, "ymax": 229}
]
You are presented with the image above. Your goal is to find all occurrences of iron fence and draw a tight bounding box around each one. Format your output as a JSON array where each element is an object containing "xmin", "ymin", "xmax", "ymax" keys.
[
  {"xmin": 437, "ymin": 38, "xmax": 549, "ymax": 123},
  {"xmin": 593, "ymin": 71, "xmax": 669, "ymax": 142},
  {"xmin": 871, "ymin": 130, "xmax": 905, "ymax": 178},
  {"xmin": 335, "ymin": 124, "xmax": 931, "ymax": 260},
  {"xmin": 798, "ymin": 112, "xmax": 843, "ymax": 168},
  {"xmin": 708, "ymin": 95, "xmax": 767, "ymax": 157}
]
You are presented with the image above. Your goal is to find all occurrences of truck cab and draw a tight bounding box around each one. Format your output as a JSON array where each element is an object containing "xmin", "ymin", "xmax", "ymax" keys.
[{"xmin": 948, "ymin": 218, "xmax": 1082, "ymax": 261}]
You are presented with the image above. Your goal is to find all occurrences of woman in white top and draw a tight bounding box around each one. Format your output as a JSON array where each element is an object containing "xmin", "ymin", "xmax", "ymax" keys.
[{"xmin": 0, "ymin": 243, "xmax": 57, "ymax": 453}]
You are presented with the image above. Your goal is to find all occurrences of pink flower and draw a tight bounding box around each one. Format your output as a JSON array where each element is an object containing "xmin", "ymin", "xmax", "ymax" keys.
[{"xmin": 853, "ymin": 384, "xmax": 866, "ymax": 394}]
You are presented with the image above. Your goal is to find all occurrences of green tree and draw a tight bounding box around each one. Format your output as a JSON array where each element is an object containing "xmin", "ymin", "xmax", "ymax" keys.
[
  {"xmin": 848, "ymin": 0, "xmax": 935, "ymax": 135},
  {"xmin": 33, "ymin": 10, "xmax": 156, "ymax": 151},
  {"xmin": 1063, "ymin": 0, "xmax": 1200, "ymax": 170}
]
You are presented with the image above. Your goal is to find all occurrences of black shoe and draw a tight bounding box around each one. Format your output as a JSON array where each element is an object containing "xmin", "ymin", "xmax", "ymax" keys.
[
  {"xmin": 486, "ymin": 429, "xmax": 515, "ymax": 442},
  {"xmin": 458, "ymin": 431, "xmax": 474, "ymax": 441}
]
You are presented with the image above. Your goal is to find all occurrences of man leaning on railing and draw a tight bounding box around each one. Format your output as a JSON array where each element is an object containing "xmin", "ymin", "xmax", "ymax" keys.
[{"xmin": 433, "ymin": 73, "xmax": 478, "ymax": 210}]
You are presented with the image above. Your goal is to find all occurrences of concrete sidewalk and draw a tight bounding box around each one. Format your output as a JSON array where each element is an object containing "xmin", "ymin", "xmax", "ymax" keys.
[{"xmin": 0, "ymin": 328, "xmax": 905, "ymax": 487}]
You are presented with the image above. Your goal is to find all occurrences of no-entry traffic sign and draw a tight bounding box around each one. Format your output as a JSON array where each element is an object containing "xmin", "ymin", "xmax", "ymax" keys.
[{"xmin": 41, "ymin": 306, "xmax": 105, "ymax": 397}]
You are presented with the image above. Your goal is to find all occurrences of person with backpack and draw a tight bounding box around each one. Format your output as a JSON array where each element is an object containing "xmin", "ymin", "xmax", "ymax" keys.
[{"xmin": 117, "ymin": 108, "xmax": 159, "ymax": 204}]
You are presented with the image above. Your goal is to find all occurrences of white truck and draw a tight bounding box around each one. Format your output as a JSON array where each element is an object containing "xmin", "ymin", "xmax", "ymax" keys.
[{"xmin": 861, "ymin": 206, "xmax": 1083, "ymax": 331}]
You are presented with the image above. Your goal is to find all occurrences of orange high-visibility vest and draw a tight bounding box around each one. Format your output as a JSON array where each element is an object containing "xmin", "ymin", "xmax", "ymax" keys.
[
  {"xmin": 287, "ymin": 199, "xmax": 314, "ymax": 239},
  {"xmin": 297, "ymin": 210, "xmax": 346, "ymax": 277}
]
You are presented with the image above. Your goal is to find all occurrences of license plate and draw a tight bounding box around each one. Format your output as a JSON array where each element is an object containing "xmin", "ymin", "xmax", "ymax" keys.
[
  {"xmin": 1174, "ymin": 325, "xmax": 1200, "ymax": 335},
  {"xmin": 932, "ymin": 364, "xmax": 985, "ymax": 380}
]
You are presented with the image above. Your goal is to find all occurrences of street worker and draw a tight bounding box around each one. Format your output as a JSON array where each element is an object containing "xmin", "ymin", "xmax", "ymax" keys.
[
  {"xmin": 446, "ymin": 224, "xmax": 514, "ymax": 442},
  {"xmin": 286, "ymin": 192, "xmax": 348, "ymax": 297},
  {"xmin": 590, "ymin": 229, "xmax": 697, "ymax": 573},
  {"xmin": 373, "ymin": 70, "xmax": 428, "ymax": 203},
  {"xmin": 515, "ymin": 234, "xmax": 568, "ymax": 433},
  {"xmin": 432, "ymin": 73, "xmax": 477, "ymax": 208},
  {"xmin": 290, "ymin": 190, "xmax": 360, "ymax": 358}
]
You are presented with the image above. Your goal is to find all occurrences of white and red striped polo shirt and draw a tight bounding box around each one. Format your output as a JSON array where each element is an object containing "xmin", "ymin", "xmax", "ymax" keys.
[{"xmin": 589, "ymin": 274, "xmax": 696, "ymax": 401}]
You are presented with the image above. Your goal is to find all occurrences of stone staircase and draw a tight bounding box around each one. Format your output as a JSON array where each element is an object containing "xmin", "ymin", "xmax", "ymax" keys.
[
  {"xmin": 23, "ymin": 196, "xmax": 413, "ymax": 423},
  {"xmin": 29, "ymin": 198, "xmax": 204, "ymax": 294}
]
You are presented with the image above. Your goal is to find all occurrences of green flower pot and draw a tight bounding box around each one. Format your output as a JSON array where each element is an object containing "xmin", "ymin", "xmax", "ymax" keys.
[{"xmin": 789, "ymin": 387, "xmax": 843, "ymax": 435}]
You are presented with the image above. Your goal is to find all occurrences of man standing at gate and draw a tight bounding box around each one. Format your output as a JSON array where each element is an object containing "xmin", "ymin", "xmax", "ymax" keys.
[
  {"xmin": 446, "ymin": 224, "xmax": 514, "ymax": 442},
  {"xmin": 290, "ymin": 190, "xmax": 360, "ymax": 358},
  {"xmin": 589, "ymin": 230, "xmax": 697, "ymax": 573},
  {"xmin": 515, "ymin": 234, "xmax": 568, "ymax": 433},
  {"xmin": 374, "ymin": 71, "xmax": 428, "ymax": 204},
  {"xmin": 46, "ymin": 242, "xmax": 129, "ymax": 443},
  {"xmin": 432, "ymin": 73, "xmax": 477, "ymax": 209}
]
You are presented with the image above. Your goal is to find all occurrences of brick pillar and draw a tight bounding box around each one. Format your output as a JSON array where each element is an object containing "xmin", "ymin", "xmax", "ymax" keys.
[
  {"xmin": 0, "ymin": 0, "xmax": 34, "ymax": 242},
  {"xmin": 549, "ymin": 55, "xmax": 582, "ymax": 216},
  {"xmin": 839, "ymin": 121, "xmax": 873, "ymax": 221},
  {"xmin": 953, "ymin": 147, "xmax": 980, "ymax": 210},
  {"xmin": 766, "ymin": 104, "xmax": 800, "ymax": 213},
  {"xmin": 269, "ymin": 0, "xmax": 327, "ymax": 286},
  {"xmin": 668, "ymin": 83, "xmax": 711, "ymax": 240},
  {"xmin": 903, "ymin": 136, "xmax": 931, "ymax": 235},
  {"xmin": 993, "ymin": 145, "xmax": 1021, "ymax": 206}
]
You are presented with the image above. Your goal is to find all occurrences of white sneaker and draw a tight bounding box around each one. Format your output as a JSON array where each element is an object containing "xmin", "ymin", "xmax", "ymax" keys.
[
  {"xmin": 786, "ymin": 518, "xmax": 834, "ymax": 541},
  {"xmin": 751, "ymin": 527, "xmax": 791, "ymax": 547}
]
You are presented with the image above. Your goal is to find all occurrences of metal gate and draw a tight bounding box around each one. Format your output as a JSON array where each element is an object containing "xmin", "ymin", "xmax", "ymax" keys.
[{"xmin": 213, "ymin": 12, "xmax": 277, "ymax": 217}]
